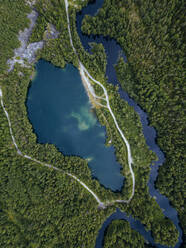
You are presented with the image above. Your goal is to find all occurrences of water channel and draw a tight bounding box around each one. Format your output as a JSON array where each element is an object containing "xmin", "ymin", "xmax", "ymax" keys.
[{"xmin": 76, "ymin": 0, "xmax": 182, "ymax": 247}]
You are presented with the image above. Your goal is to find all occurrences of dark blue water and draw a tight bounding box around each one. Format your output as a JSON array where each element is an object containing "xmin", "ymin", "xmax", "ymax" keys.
[
  {"xmin": 76, "ymin": 1, "xmax": 182, "ymax": 247},
  {"xmin": 27, "ymin": 60, "xmax": 124, "ymax": 191}
]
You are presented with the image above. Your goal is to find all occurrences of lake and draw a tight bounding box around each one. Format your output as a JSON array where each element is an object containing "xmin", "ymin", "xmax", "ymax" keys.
[{"xmin": 26, "ymin": 59, "xmax": 124, "ymax": 191}]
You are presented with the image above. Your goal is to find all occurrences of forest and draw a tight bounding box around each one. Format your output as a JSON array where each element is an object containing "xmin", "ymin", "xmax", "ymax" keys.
[
  {"xmin": 81, "ymin": 0, "xmax": 185, "ymax": 245},
  {"xmin": 103, "ymin": 220, "xmax": 155, "ymax": 248},
  {"xmin": 0, "ymin": 0, "xmax": 183, "ymax": 247}
]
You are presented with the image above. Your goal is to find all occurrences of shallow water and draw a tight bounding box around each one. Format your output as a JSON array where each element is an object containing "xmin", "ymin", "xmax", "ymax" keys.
[{"xmin": 27, "ymin": 60, "xmax": 124, "ymax": 191}]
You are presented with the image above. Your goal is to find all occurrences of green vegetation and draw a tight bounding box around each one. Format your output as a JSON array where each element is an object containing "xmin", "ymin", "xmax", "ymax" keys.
[
  {"xmin": 0, "ymin": 0, "xmax": 183, "ymax": 247},
  {"xmin": 103, "ymin": 220, "xmax": 154, "ymax": 248},
  {"xmin": 82, "ymin": 0, "xmax": 185, "ymax": 244},
  {"xmin": 29, "ymin": 15, "xmax": 47, "ymax": 42}
]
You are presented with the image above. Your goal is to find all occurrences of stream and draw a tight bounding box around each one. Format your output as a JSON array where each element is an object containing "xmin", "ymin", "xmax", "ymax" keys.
[{"xmin": 76, "ymin": 0, "xmax": 182, "ymax": 247}]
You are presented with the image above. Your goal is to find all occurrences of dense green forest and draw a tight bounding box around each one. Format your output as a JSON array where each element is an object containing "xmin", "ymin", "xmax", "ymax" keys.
[
  {"xmin": 103, "ymin": 220, "xmax": 155, "ymax": 248},
  {"xmin": 81, "ymin": 0, "xmax": 186, "ymax": 244},
  {"xmin": 0, "ymin": 0, "xmax": 183, "ymax": 247}
]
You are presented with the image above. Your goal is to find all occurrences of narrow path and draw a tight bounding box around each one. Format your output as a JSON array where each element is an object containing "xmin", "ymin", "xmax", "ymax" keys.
[{"xmin": 64, "ymin": 0, "xmax": 135, "ymax": 203}]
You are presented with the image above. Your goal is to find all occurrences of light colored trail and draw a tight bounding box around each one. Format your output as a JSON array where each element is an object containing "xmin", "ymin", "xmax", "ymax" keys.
[
  {"xmin": 64, "ymin": 0, "xmax": 135, "ymax": 203},
  {"xmin": 0, "ymin": 91, "xmax": 22, "ymax": 156},
  {"xmin": 66, "ymin": 172, "xmax": 105, "ymax": 208}
]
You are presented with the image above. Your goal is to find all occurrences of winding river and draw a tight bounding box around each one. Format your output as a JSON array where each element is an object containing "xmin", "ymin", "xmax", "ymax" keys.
[{"xmin": 76, "ymin": 0, "xmax": 182, "ymax": 247}]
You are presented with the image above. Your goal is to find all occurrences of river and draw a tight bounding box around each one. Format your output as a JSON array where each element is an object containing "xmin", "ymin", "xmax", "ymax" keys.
[{"xmin": 76, "ymin": 0, "xmax": 182, "ymax": 247}]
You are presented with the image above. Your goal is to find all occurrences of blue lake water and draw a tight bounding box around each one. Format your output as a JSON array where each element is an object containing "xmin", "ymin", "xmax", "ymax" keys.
[{"xmin": 27, "ymin": 60, "xmax": 124, "ymax": 191}]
